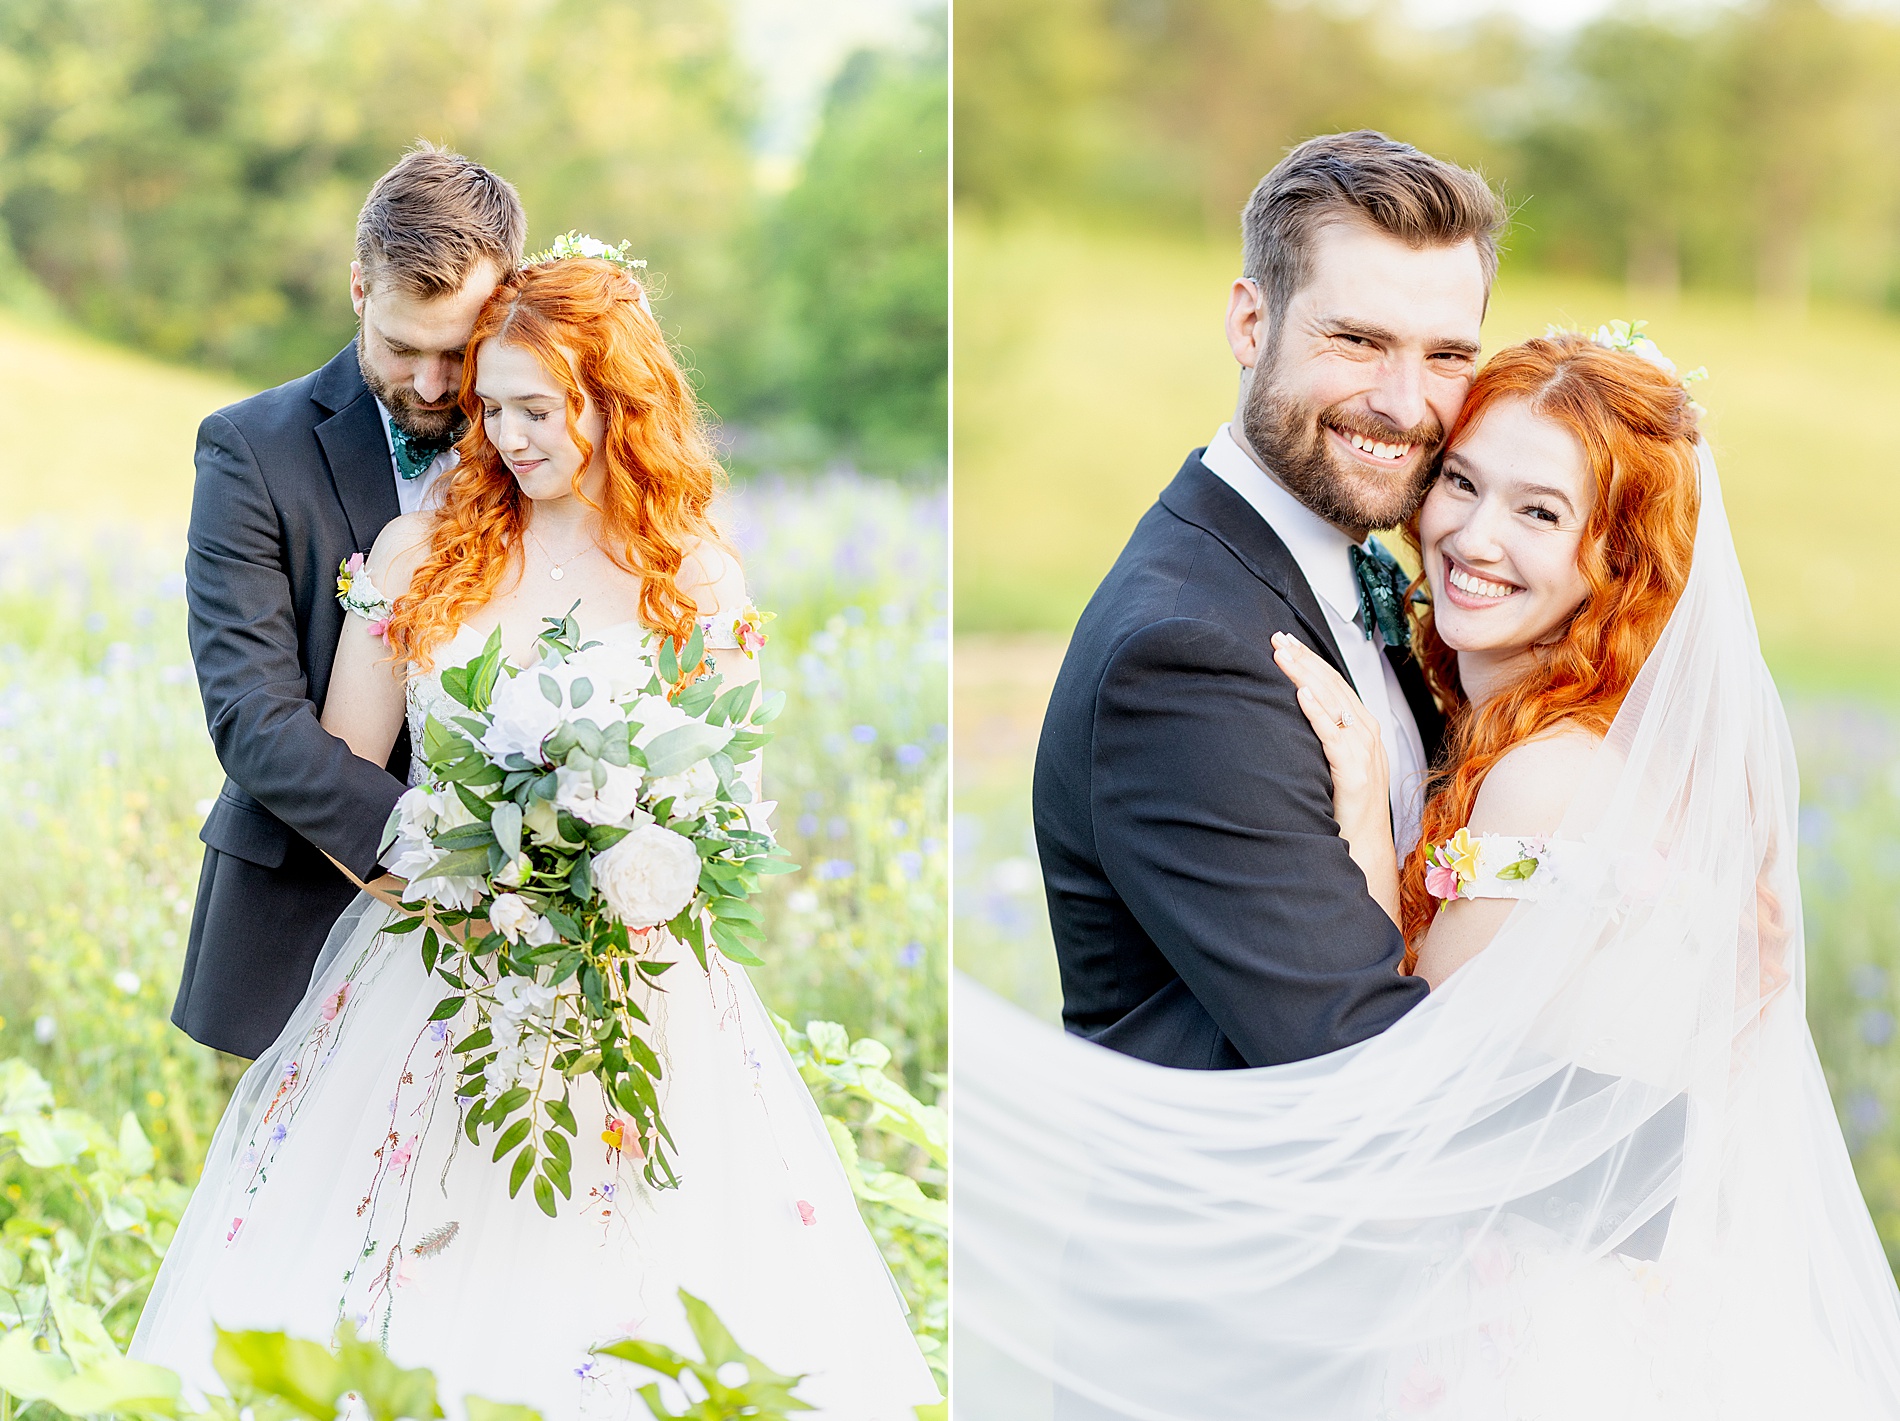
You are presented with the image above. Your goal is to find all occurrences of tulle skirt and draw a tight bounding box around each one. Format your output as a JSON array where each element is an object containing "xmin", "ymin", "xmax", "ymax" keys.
[{"xmin": 132, "ymin": 894, "xmax": 938, "ymax": 1419}]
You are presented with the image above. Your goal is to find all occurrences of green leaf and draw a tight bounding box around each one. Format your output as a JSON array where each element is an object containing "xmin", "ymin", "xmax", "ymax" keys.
[
  {"xmin": 117, "ymin": 1110, "xmax": 156, "ymax": 1177},
  {"xmin": 753, "ymin": 688, "xmax": 787, "ymax": 724},
  {"xmin": 711, "ymin": 923, "xmax": 766, "ymax": 967},
  {"xmin": 464, "ymin": 1398, "xmax": 545, "ymax": 1421},
  {"xmin": 491, "ymin": 1117, "xmax": 533, "ymax": 1163},
  {"xmin": 658, "ymin": 636, "xmax": 680, "ymax": 683},
  {"xmin": 212, "ymin": 1326, "xmax": 347, "ymax": 1418},
  {"xmin": 490, "ymin": 800, "xmax": 524, "ymax": 862},
  {"xmin": 427, "ymin": 844, "xmax": 494, "ymax": 880},
  {"xmin": 546, "ymin": 1097, "xmax": 578, "ymax": 1134},
  {"xmin": 532, "ymin": 1172, "xmax": 557, "ymax": 1217},
  {"xmin": 382, "ymin": 914, "xmax": 427, "ymax": 937},
  {"xmin": 1496, "ymin": 856, "xmax": 1541, "ymax": 881},
  {"xmin": 508, "ymin": 1143, "xmax": 535, "ymax": 1197},
  {"xmin": 493, "ymin": 1086, "xmax": 531, "ymax": 1115},
  {"xmin": 568, "ymin": 852, "xmax": 593, "ymax": 901},
  {"xmin": 422, "ymin": 927, "xmax": 441, "ymax": 975},
  {"xmin": 0, "ymin": 1327, "xmax": 183, "ymax": 1416}
]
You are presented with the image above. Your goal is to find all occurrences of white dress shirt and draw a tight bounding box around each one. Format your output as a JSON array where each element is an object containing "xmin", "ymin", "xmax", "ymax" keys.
[
  {"xmin": 374, "ymin": 400, "xmax": 456, "ymax": 517},
  {"xmin": 1201, "ymin": 423, "xmax": 1428, "ymax": 855}
]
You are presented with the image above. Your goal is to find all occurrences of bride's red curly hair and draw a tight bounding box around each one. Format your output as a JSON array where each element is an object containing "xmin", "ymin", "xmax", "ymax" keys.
[
  {"xmin": 383, "ymin": 257, "xmax": 728, "ymax": 670},
  {"xmin": 1397, "ymin": 334, "xmax": 1702, "ymax": 963}
]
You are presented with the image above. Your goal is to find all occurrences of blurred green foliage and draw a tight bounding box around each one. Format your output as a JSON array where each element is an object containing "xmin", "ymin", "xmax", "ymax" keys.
[
  {"xmin": 955, "ymin": 0, "xmax": 1900, "ymax": 311},
  {"xmin": 0, "ymin": 0, "xmax": 946, "ymax": 471}
]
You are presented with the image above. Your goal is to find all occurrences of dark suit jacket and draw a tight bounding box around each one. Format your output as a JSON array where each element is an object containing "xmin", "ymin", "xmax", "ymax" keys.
[
  {"xmin": 175, "ymin": 342, "xmax": 412, "ymax": 1058},
  {"xmin": 1033, "ymin": 451, "xmax": 1445, "ymax": 1070}
]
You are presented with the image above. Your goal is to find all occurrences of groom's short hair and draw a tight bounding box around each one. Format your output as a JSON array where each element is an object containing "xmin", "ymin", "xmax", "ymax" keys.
[
  {"xmin": 1242, "ymin": 131, "xmax": 1504, "ymax": 333},
  {"xmin": 355, "ymin": 143, "xmax": 526, "ymax": 299}
]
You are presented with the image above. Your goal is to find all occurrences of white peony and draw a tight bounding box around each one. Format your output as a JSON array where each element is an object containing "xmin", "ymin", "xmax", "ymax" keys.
[
  {"xmin": 649, "ymin": 760, "xmax": 719, "ymax": 820},
  {"xmin": 481, "ymin": 668, "xmax": 568, "ymax": 763},
  {"xmin": 593, "ymin": 823, "xmax": 703, "ymax": 928},
  {"xmin": 488, "ymin": 892, "xmax": 557, "ymax": 945},
  {"xmin": 561, "ymin": 641, "xmax": 653, "ymax": 707},
  {"xmin": 625, "ymin": 693, "xmax": 695, "ymax": 749},
  {"xmin": 554, "ymin": 760, "xmax": 645, "ymax": 826}
]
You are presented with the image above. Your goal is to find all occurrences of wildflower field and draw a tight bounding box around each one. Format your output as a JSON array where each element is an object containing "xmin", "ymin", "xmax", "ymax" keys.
[{"xmin": 0, "ymin": 464, "xmax": 948, "ymax": 1406}]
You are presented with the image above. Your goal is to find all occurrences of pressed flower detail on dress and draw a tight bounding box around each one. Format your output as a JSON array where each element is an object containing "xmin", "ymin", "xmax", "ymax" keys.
[
  {"xmin": 728, "ymin": 603, "xmax": 772, "ymax": 658},
  {"xmin": 337, "ymin": 554, "xmax": 394, "ymax": 640},
  {"xmin": 1424, "ymin": 830, "xmax": 1553, "ymax": 905}
]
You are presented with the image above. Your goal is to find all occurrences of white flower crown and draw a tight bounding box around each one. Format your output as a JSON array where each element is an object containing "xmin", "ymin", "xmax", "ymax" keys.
[
  {"xmin": 527, "ymin": 231, "xmax": 648, "ymax": 277},
  {"xmin": 1546, "ymin": 318, "xmax": 1708, "ymax": 389}
]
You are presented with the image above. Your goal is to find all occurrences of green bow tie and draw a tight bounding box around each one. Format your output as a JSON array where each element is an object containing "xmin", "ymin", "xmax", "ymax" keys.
[
  {"xmin": 1350, "ymin": 538, "xmax": 1416, "ymax": 654},
  {"xmin": 389, "ymin": 420, "xmax": 457, "ymax": 481}
]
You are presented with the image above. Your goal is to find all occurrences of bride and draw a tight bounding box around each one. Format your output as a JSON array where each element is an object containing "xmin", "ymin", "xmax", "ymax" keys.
[
  {"xmin": 134, "ymin": 253, "xmax": 939, "ymax": 1419},
  {"xmin": 957, "ymin": 331, "xmax": 1900, "ymax": 1418}
]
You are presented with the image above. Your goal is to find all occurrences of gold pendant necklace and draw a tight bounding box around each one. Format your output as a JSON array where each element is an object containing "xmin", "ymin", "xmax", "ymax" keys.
[{"xmin": 526, "ymin": 525, "xmax": 592, "ymax": 582}]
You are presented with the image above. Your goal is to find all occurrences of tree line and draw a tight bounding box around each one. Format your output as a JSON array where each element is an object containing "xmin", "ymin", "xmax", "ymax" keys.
[
  {"xmin": 0, "ymin": 0, "xmax": 947, "ymax": 471},
  {"xmin": 956, "ymin": 0, "xmax": 1900, "ymax": 312}
]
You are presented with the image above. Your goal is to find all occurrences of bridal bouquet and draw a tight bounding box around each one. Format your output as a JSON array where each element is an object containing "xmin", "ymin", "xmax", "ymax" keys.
[{"xmin": 379, "ymin": 610, "xmax": 793, "ymax": 1211}]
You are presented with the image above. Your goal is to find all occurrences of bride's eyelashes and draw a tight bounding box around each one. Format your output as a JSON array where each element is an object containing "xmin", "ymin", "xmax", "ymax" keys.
[{"xmin": 1441, "ymin": 469, "xmax": 1565, "ymax": 527}]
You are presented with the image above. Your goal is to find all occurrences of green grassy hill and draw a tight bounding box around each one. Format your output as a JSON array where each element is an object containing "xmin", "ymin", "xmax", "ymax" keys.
[
  {"xmin": 955, "ymin": 221, "xmax": 1900, "ymax": 696},
  {"xmin": 0, "ymin": 311, "xmax": 250, "ymax": 528}
]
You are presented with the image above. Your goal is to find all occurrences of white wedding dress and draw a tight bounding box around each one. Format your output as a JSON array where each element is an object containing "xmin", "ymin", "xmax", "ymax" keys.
[
  {"xmin": 955, "ymin": 445, "xmax": 1900, "ymax": 1418},
  {"xmin": 134, "ymin": 615, "xmax": 939, "ymax": 1420}
]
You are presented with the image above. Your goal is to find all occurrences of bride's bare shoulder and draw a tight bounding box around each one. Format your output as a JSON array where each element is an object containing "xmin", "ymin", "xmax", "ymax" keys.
[
  {"xmin": 677, "ymin": 535, "xmax": 747, "ymax": 616},
  {"xmin": 366, "ymin": 511, "xmax": 440, "ymax": 601},
  {"xmin": 1466, "ymin": 723, "xmax": 1605, "ymax": 839}
]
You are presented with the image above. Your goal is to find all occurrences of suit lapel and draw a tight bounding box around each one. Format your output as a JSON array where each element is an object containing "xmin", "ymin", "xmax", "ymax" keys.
[
  {"xmin": 1159, "ymin": 452, "xmax": 1350, "ymax": 677},
  {"xmin": 311, "ymin": 343, "xmax": 399, "ymax": 552}
]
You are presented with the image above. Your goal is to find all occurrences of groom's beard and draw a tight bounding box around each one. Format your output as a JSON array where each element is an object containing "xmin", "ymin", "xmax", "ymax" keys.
[
  {"xmin": 1240, "ymin": 372, "xmax": 1442, "ymax": 533},
  {"xmin": 356, "ymin": 328, "xmax": 467, "ymax": 445}
]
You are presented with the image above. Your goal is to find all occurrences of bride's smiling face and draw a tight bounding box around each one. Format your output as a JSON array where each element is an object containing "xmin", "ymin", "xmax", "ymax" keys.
[
  {"xmin": 1419, "ymin": 397, "xmax": 1594, "ymax": 665},
  {"xmin": 474, "ymin": 338, "xmax": 607, "ymax": 504}
]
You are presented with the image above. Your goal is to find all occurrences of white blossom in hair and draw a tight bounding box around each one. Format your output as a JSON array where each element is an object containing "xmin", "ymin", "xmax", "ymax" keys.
[
  {"xmin": 1545, "ymin": 318, "xmax": 1708, "ymax": 388},
  {"xmin": 527, "ymin": 231, "xmax": 652, "ymax": 314},
  {"xmin": 528, "ymin": 230, "xmax": 648, "ymax": 276}
]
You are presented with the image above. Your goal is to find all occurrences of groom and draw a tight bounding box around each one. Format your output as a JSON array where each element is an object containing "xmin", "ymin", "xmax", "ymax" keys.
[
  {"xmin": 174, "ymin": 145, "xmax": 526, "ymax": 1060},
  {"xmin": 1034, "ymin": 131, "xmax": 1505, "ymax": 1069}
]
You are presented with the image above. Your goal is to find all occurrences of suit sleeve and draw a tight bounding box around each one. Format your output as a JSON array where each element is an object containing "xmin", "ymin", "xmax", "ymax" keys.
[
  {"xmin": 1090, "ymin": 616, "xmax": 1426, "ymax": 1065},
  {"xmin": 186, "ymin": 411, "xmax": 406, "ymax": 878}
]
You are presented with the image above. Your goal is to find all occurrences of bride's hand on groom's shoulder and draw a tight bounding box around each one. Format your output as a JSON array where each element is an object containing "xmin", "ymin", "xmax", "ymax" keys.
[
  {"xmin": 1272, "ymin": 631, "xmax": 1402, "ymax": 925},
  {"xmin": 1271, "ymin": 632, "xmax": 1388, "ymax": 822}
]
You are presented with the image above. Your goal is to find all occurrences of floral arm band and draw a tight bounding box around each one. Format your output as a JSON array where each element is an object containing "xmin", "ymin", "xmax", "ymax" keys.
[
  {"xmin": 337, "ymin": 553, "xmax": 394, "ymax": 639},
  {"xmin": 727, "ymin": 603, "xmax": 772, "ymax": 659}
]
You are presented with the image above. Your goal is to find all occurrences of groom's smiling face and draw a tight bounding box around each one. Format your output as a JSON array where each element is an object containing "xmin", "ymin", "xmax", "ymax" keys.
[{"xmin": 1228, "ymin": 220, "xmax": 1487, "ymax": 538}]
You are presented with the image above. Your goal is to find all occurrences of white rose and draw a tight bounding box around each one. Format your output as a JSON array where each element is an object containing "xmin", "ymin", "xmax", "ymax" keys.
[
  {"xmin": 650, "ymin": 760, "xmax": 719, "ymax": 820},
  {"xmin": 481, "ymin": 668, "xmax": 567, "ymax": 763},
  {"xmin": 593, "ymin": 823, "xmax": 703, "ymax": 928},
  {"xmin": 489, "ymin": 893, "xmax": 539, "ymax": 944},
  {"xmin": 554, "ymin": 760, "xmax": 646, "ymax": 826}
]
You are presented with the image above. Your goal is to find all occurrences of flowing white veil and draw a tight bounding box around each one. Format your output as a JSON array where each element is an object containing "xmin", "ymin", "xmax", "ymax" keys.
[{"xmin": 955, "ymin": 445, "xmax": 1900, "ymax": 1419}]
